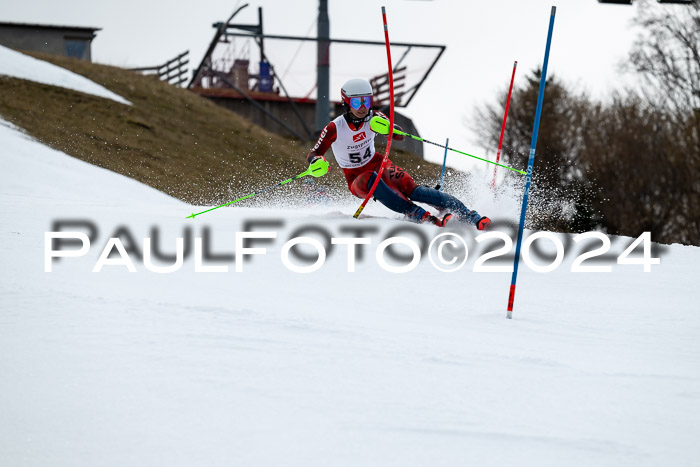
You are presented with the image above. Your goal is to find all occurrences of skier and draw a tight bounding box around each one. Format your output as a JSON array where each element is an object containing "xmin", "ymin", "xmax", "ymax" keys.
[{"xmin": 305, "ymin": 78, "xmax": 490, "ymax": 229}]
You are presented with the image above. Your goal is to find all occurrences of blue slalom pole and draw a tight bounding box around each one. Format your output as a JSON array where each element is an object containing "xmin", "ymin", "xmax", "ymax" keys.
[
  {"xmin": 507, "ymin": 6, "xmax": 557, "ymax": 319},
  {"xmin": 439, "ymin": 137, "xmax": 449, "ymax": 191}
]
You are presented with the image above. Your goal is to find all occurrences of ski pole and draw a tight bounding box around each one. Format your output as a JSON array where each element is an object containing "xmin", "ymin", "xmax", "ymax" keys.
[
  {"xmin": 370, "ymin": 116, "xmax": 526, "ymax": 175},
  {"xmin": 186, "ymin": 158, "xmax": 329, "ymax": 219},
  {"xmin": 438, "ymin": 137, "xmax": 449, "ymax": 191}
]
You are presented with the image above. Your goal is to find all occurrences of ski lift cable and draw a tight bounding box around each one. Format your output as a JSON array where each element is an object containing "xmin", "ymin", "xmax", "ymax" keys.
[{"xmin": 280, "ymin": 17, "xmax": 317, "ymax": 81}]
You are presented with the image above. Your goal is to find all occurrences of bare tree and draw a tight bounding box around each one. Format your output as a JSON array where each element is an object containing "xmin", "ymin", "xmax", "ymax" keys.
[
  {"xmin": 621, "ymin": 0, "xmax": 700, "ymax": 244},
  {"xmin": 475, "ymin": 70, "xmax": 588, "ymax": 188},
  {"xmin": 474, "ymin": 70, "xmax": 599, "ymax": 232},
  {"xmin": 472, "ymin": 2, "xmax": 700, "ymax": 245},
  {"xmin": 626, "ymin": 0, "xmax": 700, "ymax": 119},
  {"xmin": 579, "ymin": 93, "xmax": 699, "ymax": 244}
]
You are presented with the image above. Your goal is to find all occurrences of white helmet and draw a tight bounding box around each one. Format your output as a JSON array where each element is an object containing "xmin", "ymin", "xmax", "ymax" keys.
[{"xmin": 341, "ymin": 78, "xmax": 373, "ymax": 111}]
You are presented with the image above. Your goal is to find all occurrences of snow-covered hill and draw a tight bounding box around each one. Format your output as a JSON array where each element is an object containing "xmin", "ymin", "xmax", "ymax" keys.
[
  {"xmin": 1, "ymin": 51, "xmax": 699, "ymax": 467},
  {"xmin": 0, "ymin": 45, "xmax": 131, "ymax": 105}
]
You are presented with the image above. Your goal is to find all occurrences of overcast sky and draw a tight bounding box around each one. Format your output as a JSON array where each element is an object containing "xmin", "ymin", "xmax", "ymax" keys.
[{"xmin": 3, "ymin": 0, "xmax": 657, "ymax": 175}]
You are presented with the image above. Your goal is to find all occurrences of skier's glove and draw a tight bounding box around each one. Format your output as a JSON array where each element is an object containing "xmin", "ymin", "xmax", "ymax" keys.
[
  {"xmin": 308, "ymin": 156, "xmax": 330, "ymax": 178},
  {"xmin": 309, "ymin": 155, "xmax": 328, "ymax": 165}
]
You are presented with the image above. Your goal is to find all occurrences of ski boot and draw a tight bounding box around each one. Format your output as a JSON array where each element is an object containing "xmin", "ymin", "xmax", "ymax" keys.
[
  {"xmin": 420, "ymin": 212, "xmax": 453, "ymax": 227},
  {"xmin": 476, "ymin": 216, "xmax": 491, "ymax": 230}
]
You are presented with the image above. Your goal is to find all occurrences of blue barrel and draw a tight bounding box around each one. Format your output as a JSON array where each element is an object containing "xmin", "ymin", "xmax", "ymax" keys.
[{"xmin": 259, "ymin": 61, "xmax": 272, "ymax": 92}]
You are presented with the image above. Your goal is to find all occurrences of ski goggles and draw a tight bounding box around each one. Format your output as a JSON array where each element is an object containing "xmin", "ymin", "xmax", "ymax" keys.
[{"xmin": 348, "ymin": 95, "xmax": 371, "ymax": 110}]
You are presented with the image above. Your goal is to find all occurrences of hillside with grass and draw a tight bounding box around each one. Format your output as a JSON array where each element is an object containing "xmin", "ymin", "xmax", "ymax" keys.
[{"xmin": 0, "ymin": 51, "xmax": 443, "ymax": 207}]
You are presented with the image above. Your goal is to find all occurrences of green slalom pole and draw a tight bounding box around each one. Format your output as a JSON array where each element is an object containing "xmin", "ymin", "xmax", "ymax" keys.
[
  {"xmin": 370, "ymin": 116, "xmax": 526, "ymax": 175},
  {"xmin": 186, "ymin": 158, "xmax": 330, "ymax": 219}
]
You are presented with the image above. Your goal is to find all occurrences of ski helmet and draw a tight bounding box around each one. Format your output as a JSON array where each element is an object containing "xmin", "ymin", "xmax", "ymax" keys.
[{"xmin": 341, "ymin": 78, "xmax": 373, "ymax": 112}]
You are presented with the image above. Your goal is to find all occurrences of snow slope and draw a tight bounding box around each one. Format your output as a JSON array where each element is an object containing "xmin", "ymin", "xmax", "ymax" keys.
[
  {"xmin": 1, "ymin": 54, "xmax": 700, "ymax": 467},
  {"xmin": 0, "ymin": 45, "xmax": 131, "ymax": 106}
]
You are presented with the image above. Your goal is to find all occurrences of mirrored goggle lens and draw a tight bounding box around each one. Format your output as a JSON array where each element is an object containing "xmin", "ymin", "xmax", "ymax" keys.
[{"xmin": 349, "ymin": 96, "xmax": 371, "ymax": 109}]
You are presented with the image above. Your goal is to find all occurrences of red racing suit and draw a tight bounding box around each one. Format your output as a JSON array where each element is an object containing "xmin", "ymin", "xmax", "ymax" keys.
[{"xmin": 306, "ymin": 111, "xmax": 417, "ymax": 199}]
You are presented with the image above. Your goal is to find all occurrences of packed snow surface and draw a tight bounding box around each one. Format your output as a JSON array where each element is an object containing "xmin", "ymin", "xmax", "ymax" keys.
[{"xmin": 1, "ymin": 51, "xmax": 700, "ymax": 466}]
